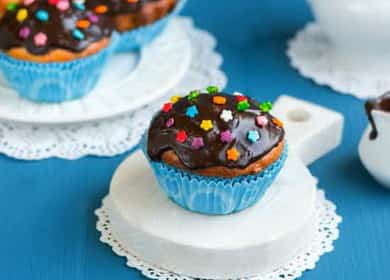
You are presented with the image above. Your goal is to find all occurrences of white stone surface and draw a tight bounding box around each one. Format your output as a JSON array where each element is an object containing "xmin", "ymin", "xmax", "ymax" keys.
[{"xmin": 273, "ymin": 95, "xmax": 344, "ymax": 165}]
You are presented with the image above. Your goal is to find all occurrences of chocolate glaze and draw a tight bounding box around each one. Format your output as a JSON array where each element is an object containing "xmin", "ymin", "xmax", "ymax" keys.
[
  {"xmin": 147, "ymin": 92, "xmax": 285, "ymax": 170},
  {"xmin": 86, "ymin": 0, "xmax": 161, "ymax": 16},
  {"xmin": 0, "ymin": 0, "xmax": 113, "ymax": 55},
  {"xmin": 366, "ymin": 91, "xmax": 390, "ymax": 140}
]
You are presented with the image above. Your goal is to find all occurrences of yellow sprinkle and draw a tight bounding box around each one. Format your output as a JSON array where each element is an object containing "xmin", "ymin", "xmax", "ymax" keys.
[
  {"xmin": 16, "ymin": 8, "xmax": 28, "ymax": 22},
  {"xmin": 200, "ymin": 120, "xmax": 213, "ymax": 131},
  {"xmin": 170, "ymin": 95, "xmax": 181, "ymax": 104}
]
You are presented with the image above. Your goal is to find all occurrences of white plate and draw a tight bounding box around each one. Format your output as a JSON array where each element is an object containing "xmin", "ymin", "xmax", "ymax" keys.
[{"xmin": 0, "ymin": 18, "xmax": 191, "ymax": 124}]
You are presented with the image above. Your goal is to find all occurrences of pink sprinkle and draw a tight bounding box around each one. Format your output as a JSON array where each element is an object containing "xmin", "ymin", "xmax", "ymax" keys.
[
  {"xmin": 34, "ymin": 32, "xmax": 47, "ymax": 47},
  {"xmin": 220, "ymin": 130, "xmax": 234, "ymax": 143},
  {"xmin": 18, "ymin": 27, "xmax": 30, "ymax": 39},
  {"xmin": 56, "ymin": 0, "xmax": 70, "ymax": 11},
  {"xmin": 191, "ymin": 137, "xmax": 204, "ymax": 150},
  {"xmin": 24, "ymin": 0, "xmax": 35, "ymax": 6},
  {"xmin": 256, "ymin": 115, "xmax": 269, "ymax": 127},
  {"xmin": 88, "ymin": 14, "xmax": 99, "ymax": 23},
  {"xmin": 165, "ymin": 118, "xmax": 174, "ymax": 128}
]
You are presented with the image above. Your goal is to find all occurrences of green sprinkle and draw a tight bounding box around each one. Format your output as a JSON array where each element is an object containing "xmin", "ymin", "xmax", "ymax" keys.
[
  {"xmin": 188, "ymin": 90, "xmax": 200, "ymax": 101},
  {"xmin": 7, "ymin": 2, "xmax": 17, "ymax": 11},
  {"xmin": 237, "ymin": 100, "xmax": 250, "ymax": 111},
  {"xmin": 259, "ymin": 101, "xmax": 273, "ymax": 113},
  {"xmin": 206, "ymin": 86, "xmax": 219, "ymax": 94}
]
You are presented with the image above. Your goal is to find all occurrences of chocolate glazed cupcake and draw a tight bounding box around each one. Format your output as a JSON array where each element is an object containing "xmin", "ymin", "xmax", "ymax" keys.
[
  {"xmin": 86, "ymin": 0, "xmax": 185, "ymax": 52},
  {"xmin": 0, "ymin": 0, "xmax": 116, "ymax": 102},
  {"xmin": 144, "ymin": 87, "xmax": 287, "ymax": 215}
]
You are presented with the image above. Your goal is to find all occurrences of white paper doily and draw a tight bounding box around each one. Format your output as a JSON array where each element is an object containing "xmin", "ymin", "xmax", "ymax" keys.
[
  {"xmin": 0, "ymin": 17, "xmax": 227, "ymax": 160},
  {"xmin": 95, "ymin": 189, "xmax": 341, "ymax": 280},
  {"xmin": 287, "ymin": 22, "xmax": 390, "ymax": 99}
]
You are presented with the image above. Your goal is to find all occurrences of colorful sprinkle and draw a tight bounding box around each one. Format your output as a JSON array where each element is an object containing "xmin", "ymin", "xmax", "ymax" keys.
[
  {"xmin": 94, "ymin": 5, "xmax": 108, "ymax": 14},
  {"xmin": 73, "ymin": 2, "xmax": 85, "ymax": 10},
  {"xmin": 188, "ymin": 90, "xmax": 200, "ymax": 101},
  {"xmin": 72, "ymin": 29, "xmax": 85, "ymax": 40},
  {"xmin": 88, "ymin": 14, "xmax": 99, "ymax": 23},
  {"xmin": 185, "ymin": 105, "xmax": 198, "ymax": 118},
  {"xmin": 206, "ymin": 85, "xmax": 219, "ymax": 94},
  {"xmin": 200, "ymin": 120, "xmax": 213, "ymax": 131},
  {"xmin": 34, "ymin": 32, "xmax": 47, "ymax": 46},
  {"xmin": 6, "ymin": 2, "xmax": 17, "ymax": 11},
  {"xmin": 191, "ymin": 137, "xmax": 204, "ymax": 150},
  {"xmin": 272, "ymin": 118, "xmax": 284, "ymax": 128},
  {"xmin": 247, "ymin": 130, "xmax": 260, "ymax": 143},
  {"xmin": 213, "ymin": 96, "xmax": 226, "ymax": 105},
  {"xmin": 235, "ymin": 95, "xmax": 248, "ymax": 102},
  {"xmin": 56, "ymin": 0, "xmax": 70, "ymax": 11},
  {"xmin": 162, "ymin": 102, "xmax": 173, "ymax": 113},
  {"xmin": 48, "ymin": 0, "xmax": 59, "ymax": 5},
  {"xmin": 259, "ymin": 101, "xmax": 273, "ymax": 113},
  {"xmin": 237, "ymin": 100, "xmax": 250, "ymax": 111},
  {"xmin": 77, "ymin": 19, "xmax": 90, "ymax": 29},
  {"xmin": 220, "ymin": 130, "xmax": 234, "ymax": 143},
  {"xmin": 165, "ymin": 117, "xmax": 174, "ymax": 128},
  {"xmin": 256, "ymin": 115, "xmax": 269, "ymax": 127},
  {"xmin": 23, "ymin": 0, "xmax": 35, "ymax": 6},
  {"xmin": 128, "ymin": 0, "xmax": 139, "ymax": 3},
  {"xmin": 18, "ymin": 27, "xmax": 30, "ymax": 39},
  {"xmin": 170, "ymin": 95, "xmax": 181, "ymax": 104},
  {"xmin": 35, "ymin": 9, "xmax": 49, "ymax": 21},
  {"xmin": 220, "ymin": 109, "xmax": 233, "ymax": 122},
  {"xmin": 227, "ymin": 147, "xmax": 240, "ymax": 161},
  {"xmin": 16, "ymin": 8, "xmax": 28, "ymax": 22},
  {"xmin": 176, "ymin": 130, "xmax": 188, "ymax": 143}
]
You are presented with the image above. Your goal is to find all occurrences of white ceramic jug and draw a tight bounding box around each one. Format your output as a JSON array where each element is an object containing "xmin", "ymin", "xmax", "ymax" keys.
[
  {"xmin": 308, "ymin": 0, "xmax": 390, "ymax": 59},
  {"xmin": 359, "ymin": 94, "xmax": 390, "ymax": 188}
]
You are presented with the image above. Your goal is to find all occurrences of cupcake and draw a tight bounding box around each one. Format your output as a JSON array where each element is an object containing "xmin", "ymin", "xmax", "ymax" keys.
[
  {"xmin": 144, "ymin": 87, "xmax": 287, "ymax": 215},
  {"xmin": 0, "ymin": 0, "xmax": 115, "ymax": 102},
  {"xmin": 86, "ymin": 0, "xmax": 185, "ymax": 52}
]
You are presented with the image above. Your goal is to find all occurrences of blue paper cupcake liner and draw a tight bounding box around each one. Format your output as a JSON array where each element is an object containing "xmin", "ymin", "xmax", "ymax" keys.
[
  {"xmin": 0, "ymin": 34, "xmax": 119, "ymax": 103},
  {"xmin": 115, "ymin": 0, "xmax": 187, "ymax": 53},
  {"xmin": 142, "ymin": 137, "xmax": 288, "ymax": 215}
]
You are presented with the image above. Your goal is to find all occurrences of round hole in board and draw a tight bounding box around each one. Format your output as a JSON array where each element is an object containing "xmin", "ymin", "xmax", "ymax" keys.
[{"xmin": 287, "ymin": 109, "xmax": 311, "ymax": 122}]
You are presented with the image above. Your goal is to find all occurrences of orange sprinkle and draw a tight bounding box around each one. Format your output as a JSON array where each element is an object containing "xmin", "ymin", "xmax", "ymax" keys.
[
  {"xmin": 227, "ymin": 147, "xmax": 240, "ymax": 161},
  {"xmin": 272, "ymin": 118, "xmax": 284, "ymax": 128},
  {"xmin": 95, "ymin": 5, "xmax": 108, "ymax": 14},
  {"xmin": 213, "ymin": 96, "xmax": 226, "ymax": 105},
  {"xmin": 77, "ymin": 19, "xmax": 90, "ymax": 29},
  {"xmin": 128, "ymin": 0, "xmax": 139, "ymax": 3}
]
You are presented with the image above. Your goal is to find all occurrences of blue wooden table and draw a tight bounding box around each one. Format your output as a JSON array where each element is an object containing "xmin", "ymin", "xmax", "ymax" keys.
[{"xmin": 1, "ymin": 1, "xmax": 389, "ymax": 279}]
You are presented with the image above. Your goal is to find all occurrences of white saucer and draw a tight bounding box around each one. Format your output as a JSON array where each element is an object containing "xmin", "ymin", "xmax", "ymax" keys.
[
  {"xmin": 102, "ymin": 151, "xmax": 318, "ymax": 279},
  {"xmin": 0, "ymin": 18, "xmax": 191, "ymax": 124},
  {"xmin": 287, "ymin": 23, "xmax": 390, "ymax": 99}
]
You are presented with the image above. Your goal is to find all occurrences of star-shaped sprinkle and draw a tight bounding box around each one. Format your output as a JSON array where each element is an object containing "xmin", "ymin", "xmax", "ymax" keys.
[
  {"xmin": 24, "ymin": 0, "xmax": 35, "ymax": 6},
  {"xmin": 213, "ymin": 96, "xmax": 226, "ymax": 105},
  {"xmin": 34, "ymin": 32, "xmax": 47, "ymax": 46},
  {"xmin": 170, "ymin": 95, "xmax": 181, "ymax": 104},
  {"xmin": 18, "ymin": 27, "xmax": 30, "ymax": 39},
  {"xmin": 272, "ymin": 118, "xmax": 284, "ymax": 128},
  {"xmin": 220, "ymin": 130, "xmax": 233, "ymax": 143},
  {"xmin": 256, "ymin": 115, "xmax": 268, "ymax": 127},
  {"xmin": 176, "ymin": 130, "xmax": 187, "ymax": 143},
  {"xmin": 188, "ymin": 90, "xmax": 200, "ymax": 101},
  {"xmin": 57, "ymin": 0, "xmax": 70, "ymax": 11},
  {"xmin": 247, "ymin": 130, "xmax": 260, "ymax": 143},
  {"xmin": 235, "ymin": 95, "xmax": 248, "ymax": 102},
  {"xmin": 165, "ymin": 117, "xmax": 174, "ymax": 128},
  {"xmin": 162, "ymin": 102, "xmax": 173, "ymax": 113},
  {"xmin": 237, "ymin": 100, "xmax": 250, "ymax": 111},
  {"xmin": 259, "ymin": 101, "xmax": 273, "ymax": 113},
  {"xmin": 206, "ymin": 86, "xmax": 219, "ymax": 94},
  {"xmin": 6, "ymin": 2, "xmax": 17, "ymax": 11},
  {"xmin": 35, "ymin": 9, "xmax": 49, "ymax": 21},
  {"xmin": 191, "ymin": 137, "xmax": 204, "ymax": 150},
  {"xmin": 185, "ymin": 105, "xmax": 198, "ymax": 118},
  {"xmin": 16, "ymin": 8, "xmax": 28, "ymax": 22},
  {"xmin": 227, "ymin": 147, "xmax": 240, "ymax": 161},
  {"xmin": 220, "ymin": 109, "xmax": 233, "ymax": 122},
  {"xmin": 200, "ymin": 120, "xmax": 213, "ymax": 131}
]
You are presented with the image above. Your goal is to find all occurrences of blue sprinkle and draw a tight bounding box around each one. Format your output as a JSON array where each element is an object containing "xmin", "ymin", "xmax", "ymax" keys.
[
  {"xmin": 247, "ymin": 130, "xmax": 260, "ymax": 143},
  {"xmin": 73, "ymin": 2, "xmax": 85, "ymax": 10},
  {"xmin": 185, "ymin": 105, "xmax": 199, "ymax": 118},
  {"xmin": 35, "ymin": 10, "xmax": 49, "ymax": 22},
  {"xmin": 72, "ymin": 29, "xmax": 85, "ymax": 40}
]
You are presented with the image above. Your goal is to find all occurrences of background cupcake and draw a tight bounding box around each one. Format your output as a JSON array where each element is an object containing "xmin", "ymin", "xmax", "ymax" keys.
[
  {"xmin": 86, "ymin": 0, "xmax": 185, "ymax": 52},
  {"xmin": 0, "ymin": 0, "xmax": 115, "ymax": 102},
  {"xmin": 144, "ymin": 87, "xmax": 287, "ymax": 215}
]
